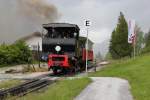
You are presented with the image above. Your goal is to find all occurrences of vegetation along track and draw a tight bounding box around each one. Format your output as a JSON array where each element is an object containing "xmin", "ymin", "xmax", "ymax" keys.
[{"xmin": 0, "ymin": 78, "xmax": 54, "ymax": 100}]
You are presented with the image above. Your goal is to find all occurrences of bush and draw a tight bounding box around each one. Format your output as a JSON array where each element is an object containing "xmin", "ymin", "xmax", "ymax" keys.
[
  {"xmin": 13, "ymin": 40, "xmax": 32, "ymax": 63},
  {"xmin": 142, "ymin": 46, "xmax": 150, "ymax": 54},
  {"xmin": 0, "ymin": 40, "xmax": 32, "ymax": 66}
]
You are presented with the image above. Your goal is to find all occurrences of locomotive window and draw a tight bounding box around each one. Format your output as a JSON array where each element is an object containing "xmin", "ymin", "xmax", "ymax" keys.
[
  {"xmin": 63, "ymin": 45, "xmax": 75, "ymax": 52},
  {"xmin": 52, "ymin": 57, "xmax": 65, "ymax": 61},
  {"xmin": 44, "ymin": 27, "xmax": 78, "ymax": 39}
]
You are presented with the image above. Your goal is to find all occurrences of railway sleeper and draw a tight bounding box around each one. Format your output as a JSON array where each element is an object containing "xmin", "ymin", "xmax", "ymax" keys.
[{"xmin": 0, "ymin": 90, "xmax": 8, "ymax": 100}]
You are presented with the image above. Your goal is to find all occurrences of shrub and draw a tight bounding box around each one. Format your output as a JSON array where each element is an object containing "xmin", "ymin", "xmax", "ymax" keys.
[{"xmin": 0, "ymin": 40, "xmax": 32, "ymax": 66}]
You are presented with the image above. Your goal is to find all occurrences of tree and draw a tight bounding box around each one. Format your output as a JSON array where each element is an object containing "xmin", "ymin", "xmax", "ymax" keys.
[
  {"xmin": 109, "ymin": 30, "xmax": 119, "ymax": 58},
  {"xmin": 109, "ymin": 12, "xmax": 132, "ymax": 59},
  {"xmin": 0, "ymin": 44, "xmax": 8, "ymax": 64},
  {"xmin": 145, "ymin": 30, "xmax": 150, "ymax": 47},
  {"xmin": 135, "ymin": 25, "xmax": 144, "ymax": 55},
  {"xmin": 142, "ymin": 29, "xmax": 150, "ymax": 53}
]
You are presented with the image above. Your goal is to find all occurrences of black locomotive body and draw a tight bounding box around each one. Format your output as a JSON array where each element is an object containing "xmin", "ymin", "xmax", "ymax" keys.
[{"xmin": 42, "ymin": 23, "xmax": 93, "ymax": 74}]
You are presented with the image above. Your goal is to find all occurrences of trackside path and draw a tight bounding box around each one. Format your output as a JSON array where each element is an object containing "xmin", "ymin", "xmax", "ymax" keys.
[{"xmin": 75, "ymin": 77, "xmax": 133, "ymax": 100}]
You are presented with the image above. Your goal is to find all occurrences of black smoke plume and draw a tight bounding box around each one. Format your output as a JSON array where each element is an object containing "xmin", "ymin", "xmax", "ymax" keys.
[{"xmin": 0, "ymin": 0, "xmax": 60, "ymax": 43}]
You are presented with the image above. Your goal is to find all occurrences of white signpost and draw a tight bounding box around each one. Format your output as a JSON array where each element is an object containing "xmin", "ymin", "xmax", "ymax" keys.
[{"xmin": 85, "ymin": 20, "xmax": 90, "ymax": 73}]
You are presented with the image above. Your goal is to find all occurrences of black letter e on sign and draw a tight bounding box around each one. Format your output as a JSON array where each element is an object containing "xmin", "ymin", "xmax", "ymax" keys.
[{"xmin": 85, "ymin": 20, "xmax": 90, "ymax": 26}]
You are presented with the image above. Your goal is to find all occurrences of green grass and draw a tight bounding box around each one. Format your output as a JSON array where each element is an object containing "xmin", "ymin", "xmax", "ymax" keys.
[
  {"xmin": 90, "ymin": 53, "xmax": 150, "ymax": 100},
  {"xmin": 0, "ymin": 80, "xmax": 22, "ymax": 89},
  {"xmin": 20, "ymin": 78, "xmax": 91, "ymax": 100},
  {"xmin": 0, "ymin": 63, "xmax": 18, "ymax": 68}
]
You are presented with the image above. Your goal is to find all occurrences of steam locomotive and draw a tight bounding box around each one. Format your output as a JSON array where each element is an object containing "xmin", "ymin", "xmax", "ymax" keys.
[{"xmin": 42, "ymin": 23, "xmax": 93, "ymax": 74}]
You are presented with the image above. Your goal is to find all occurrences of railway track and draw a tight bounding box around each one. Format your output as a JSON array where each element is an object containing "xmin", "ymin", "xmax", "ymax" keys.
[
  {"xmin": 0, "ymin": 62, "xmax": 97, "ymax": 100},
  {"xmin": 0, "ymin": 78, "xmax": 54, "ymax": 100}
]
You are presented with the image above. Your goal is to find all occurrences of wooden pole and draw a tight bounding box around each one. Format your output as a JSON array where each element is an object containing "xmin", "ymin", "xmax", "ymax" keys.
[{"xmin": 38, "ymin": 42, "xmax": 41, "ymax": 68}]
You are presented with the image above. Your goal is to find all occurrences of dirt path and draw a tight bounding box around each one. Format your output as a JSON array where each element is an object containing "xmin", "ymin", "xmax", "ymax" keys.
[
  {"xmin": 0, "ymin": 63, "xmax": 51, "ymax": 81},
  {"xmin": 75, "ymin": 77, "xmax": 133, "ymax": 100}
]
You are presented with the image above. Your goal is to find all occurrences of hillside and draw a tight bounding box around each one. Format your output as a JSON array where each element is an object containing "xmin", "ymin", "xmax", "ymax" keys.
[{"xmin": 90, "ymin": 53, "xmax": 150, "ymax": 100}]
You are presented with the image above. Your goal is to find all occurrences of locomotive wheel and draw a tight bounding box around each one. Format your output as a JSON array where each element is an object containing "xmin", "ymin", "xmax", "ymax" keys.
[
  {"xmin": 62, "ymin": 68, "xmax": 68, "ymax": 74},
  {"xmin": 52, "ymin": 68, "xmax": 58, "ymax": 75},
  {"xmin": 71, "ymin": 67, "xmax": 77, "ymax": 74},
  {"xmin": 65, "ymin": 67, "xmax": 75, "ymax": 75},
  {"xmin": 48, "ymin": 68, "xmax": 51, "ymax": 71}
]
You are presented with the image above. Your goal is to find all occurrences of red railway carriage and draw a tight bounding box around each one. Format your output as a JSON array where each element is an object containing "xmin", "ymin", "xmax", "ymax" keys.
[
  {"xmin": 79, "ymin": 37, "xmax": 94, "ymax": 62},
  {"xmin": 82, "ymin": 49, "xmax": 94, "ymax": 61},
  {"xmin": 42, "ymin": 23, "xmax": 94, "ymax": 74}
]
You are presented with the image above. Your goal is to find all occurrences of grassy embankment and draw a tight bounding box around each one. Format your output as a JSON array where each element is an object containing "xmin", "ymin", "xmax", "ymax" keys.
[
  {"xmin": 0, "ymin": 64, "xmax": 18, "ymax": 68},
  {"xmin": 0, "ymin": 80, "xmax": 22, "ymax": 89},
  {"xmin": 20, "ymin": 78, "xmax": 91, "ymax": 100},
  {"xmin": 90, "ymin": 53, "xmax": 150, "ymax": 100},
  {"xmin": 0, "ymin": 60, "xmax": 40, "ymax": 68}
]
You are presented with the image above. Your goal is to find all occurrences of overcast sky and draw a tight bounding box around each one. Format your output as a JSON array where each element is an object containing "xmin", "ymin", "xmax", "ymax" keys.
[
  {"xmin": 48, "ymin": 0, "xmax": 150, "ymax": 43},
  {"xmin": 0, "ymin": 0, "xmax": 150, "ymax": 43}
]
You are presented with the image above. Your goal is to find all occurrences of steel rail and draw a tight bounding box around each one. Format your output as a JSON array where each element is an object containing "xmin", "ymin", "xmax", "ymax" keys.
[{"xmin": 0, "ymin": 79, "xmax": 53, "ymax": 100}]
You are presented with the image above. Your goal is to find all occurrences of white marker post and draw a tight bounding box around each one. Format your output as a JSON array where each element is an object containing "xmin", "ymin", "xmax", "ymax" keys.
[{"xmin": 85, "ymin": 20, "xmax": 90, "ymax": 74}]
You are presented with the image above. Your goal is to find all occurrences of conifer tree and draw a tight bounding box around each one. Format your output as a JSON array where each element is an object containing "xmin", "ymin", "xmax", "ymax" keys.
[
  {"xmin": 145, "ymin": 30, "xmax": 150, "ymax": 47},
  {"xmin": 109, "ymin": 12, "xmax": 132, "ymax": 59},
  {"xmin": 135, "ymin": 25, "xmax": 144, "ymax": 55}
]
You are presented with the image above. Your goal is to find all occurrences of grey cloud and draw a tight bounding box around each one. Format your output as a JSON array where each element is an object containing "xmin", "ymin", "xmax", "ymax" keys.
[
  {"xmin": 50, "ymin": 0, "xmax": 150, "ymax": 43},
  {"xmin": 1, "ymin": 0, "xmax": 150, "ymax": 43}
]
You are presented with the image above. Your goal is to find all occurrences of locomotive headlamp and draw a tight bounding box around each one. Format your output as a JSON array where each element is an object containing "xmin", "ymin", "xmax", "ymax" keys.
[
  {"xmin": 74, "ymin": 32, "xmax": 77, "ymax": 37},
  {"xmin": 55, "ymin": 45, "xmax": 61, "ymax": 52}
]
